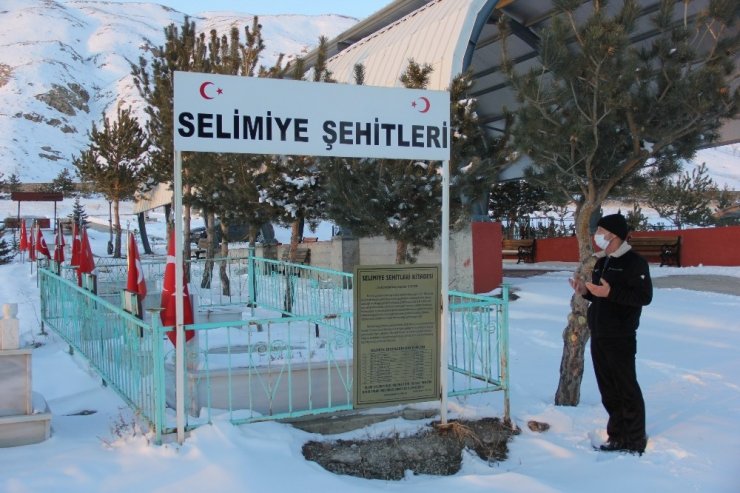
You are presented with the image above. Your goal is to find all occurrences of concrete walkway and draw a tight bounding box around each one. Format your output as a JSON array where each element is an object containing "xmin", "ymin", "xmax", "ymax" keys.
[
  {"xmin": 652, "ymin": 275, "xmax": 740, "ymax": 297},
  {"xmin": 504, "ymin": 268, "xmax": 740, "ymax": 297}
]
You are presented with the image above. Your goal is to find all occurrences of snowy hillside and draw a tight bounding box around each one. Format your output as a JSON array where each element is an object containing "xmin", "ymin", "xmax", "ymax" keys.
[
  {"xmin": 0, "ymin": 1, "xmax": 736, "ymax": 188},
  {"xmin": 0, "ymin": 0, "xmax": 357, "ymax": 181}
]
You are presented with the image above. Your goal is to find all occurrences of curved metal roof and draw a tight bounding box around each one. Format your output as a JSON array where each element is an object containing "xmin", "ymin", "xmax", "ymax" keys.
[
  {"xmin": 298, "ymin": 0, "xmax": 738, "ymax": 151},
  {"xmin": 315, "ymin": 0, "xmax": 497, "ymax": 91}
]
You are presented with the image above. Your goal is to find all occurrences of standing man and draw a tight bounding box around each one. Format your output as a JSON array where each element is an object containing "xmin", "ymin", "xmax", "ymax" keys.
[{"xmin": 569, "ymin": 213, "xmax": 652, "ymax": 454}]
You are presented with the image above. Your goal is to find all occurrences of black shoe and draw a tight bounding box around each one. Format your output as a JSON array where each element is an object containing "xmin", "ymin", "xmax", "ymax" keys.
[
  {"xmin": 599, "ymin": 436, "xmax": 647, "ymax": 455},
  {"xmin": 622, "ymin": 435, "xmax": 648, "ymax": 455},
  {"xmin": 598, "ymin": 439, "xmax": 624, "ymax": 452}
]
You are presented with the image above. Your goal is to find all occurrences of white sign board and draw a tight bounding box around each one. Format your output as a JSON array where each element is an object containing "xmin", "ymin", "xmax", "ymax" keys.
[
  {"xmin": 170, "ymin": 71, "xmax": 453, "ymax": 443},
  {"xmin": 173, "ymin": 71, "xmax": 450, "ymax": 161}
]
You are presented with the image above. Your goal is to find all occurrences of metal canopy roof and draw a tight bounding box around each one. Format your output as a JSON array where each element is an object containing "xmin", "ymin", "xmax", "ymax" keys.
[{"xmin": 298, "ymin": 0, "xmax": 738, "ymax": 151}]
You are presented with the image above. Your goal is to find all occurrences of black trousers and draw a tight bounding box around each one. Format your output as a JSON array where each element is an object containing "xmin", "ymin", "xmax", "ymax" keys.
[{"xmin": 590, "ymin": 335, "xmax": 645, "ymax": 442}]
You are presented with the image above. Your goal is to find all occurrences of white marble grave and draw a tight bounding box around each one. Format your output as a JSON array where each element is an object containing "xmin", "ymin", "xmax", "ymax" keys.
[{"xmin": 0, "ymin": 303, "xmax": 52, "ymax": 447}]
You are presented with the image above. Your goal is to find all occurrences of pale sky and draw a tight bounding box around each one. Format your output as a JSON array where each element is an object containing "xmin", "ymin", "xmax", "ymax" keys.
[{"xmin": 102, "ymin": 0, "xmax": 395, "ymax": 18}]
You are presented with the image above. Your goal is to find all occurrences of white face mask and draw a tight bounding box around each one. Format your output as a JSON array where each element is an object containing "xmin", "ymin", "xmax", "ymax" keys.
[{"xmin": 594, "ymin": 233, "xmax": 611, "ymax": 250}]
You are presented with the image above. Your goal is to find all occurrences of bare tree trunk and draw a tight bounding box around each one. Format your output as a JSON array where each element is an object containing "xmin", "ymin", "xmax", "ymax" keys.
[
  {"xmin": 113, "ymin": 199, "xmax": 122, "ymax": 258},
  {"xmin": 247, "ymin": 224, "xmax": 258, "ymax": 306},
  {"xmin": 200, "ymin": 211, "xmax": 216, "ymax": 289},
  {"xmin": 554, "ymin": 202, "xmax": 597, "ymax": 406},
  {"xmin": 395, "ymin": 240, "xmax": 407, "ymax": 264},
  {"xmin": 283, "ymin": 218, "xmax": 303, "ymax": 314},
  {"xmin": 183, "ymin": 184, "xmax": 192, "ymax": 283},
  {"xmin": 288, "ymin": 218, "xmax": 302, "ymax": 262},
  {"xmin": 219, "ymin": 221, "xmax": 230, "ymax": 296},
  {"xmin": 555, "ymin": 273, "xmax": 592, "ymax": 405},
  {"xmin": 137, "ymin": 212, "xmax": 151, "ymax": 254}
]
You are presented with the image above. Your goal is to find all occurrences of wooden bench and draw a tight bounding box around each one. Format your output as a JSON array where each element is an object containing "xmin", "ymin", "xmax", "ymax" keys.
[
  {"xmin": 629, "ymin": 236, "xmax": 681, "ymax": 267},
  {"xmin": 502, "ymin": 238, "xmax": 536, "ymax": 264},
  {"xmin": 280, "ymin": 247, "xmax": 311, "ymax": 265},
  {"xmin": 4, "ymin": 217, "xmax": 51, "ymax": 229},
  {"xmin": 58, "ymin": 218, "xmax": 74, "ymax": 234},
  {"xmin": 192, "ymin": 238, "xmax": 208, "ymax": 259}
]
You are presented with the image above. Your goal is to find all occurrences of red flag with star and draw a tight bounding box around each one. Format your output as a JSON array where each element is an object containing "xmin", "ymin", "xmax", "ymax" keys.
[
  {"xmin": 70, "ymin": 222, "xmax": 81, "ymax": 268},
  {"xmin": 35, "ymin": 226, "xmax": 51, "ymax": 259},
  {"xmin": 160, "ymin": 229, "xmax": 194, "ymax": 345},
  {"xmin": 126, "ymin": 232, "xmax": 147, "ymax": 301},
  {"xmin": 19, "ymin": 220, "xmax": 28, "ymax": 252},
  {"xmin": 28, "ymin": 223, "xmax": 36, "ymax": 262},
  {"xmin": 53, "ymin": 229, "xmax": 65, "ymax": 263},
  {"xmin": 77, "ymin": 226, "xmax": 95, "ymax": 286}
]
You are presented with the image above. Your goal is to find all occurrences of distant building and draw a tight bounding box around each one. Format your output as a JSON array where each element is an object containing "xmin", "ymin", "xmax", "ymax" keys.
[{"xmin": 299, "ymin": 0, "xmax": 738, "ymax": 181}]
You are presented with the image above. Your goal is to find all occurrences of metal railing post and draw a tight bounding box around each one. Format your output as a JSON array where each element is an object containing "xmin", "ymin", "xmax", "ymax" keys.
[
  {"xmin": 500, "ymin": 284, "xmax": 511, "ymax": 424},
  {"xmin": 148, "ymin": 308, "xmax": 165, "ymax": 444}
]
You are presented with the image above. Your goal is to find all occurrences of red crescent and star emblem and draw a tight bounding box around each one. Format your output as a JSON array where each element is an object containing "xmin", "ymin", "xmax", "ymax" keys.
[
  {"xmin": 199, "ymin": 81, "xmax": 223, "ymax": 99},
  {"xmin": 411, "ymin": 96, "xmax": 431, "ymax": 113}
]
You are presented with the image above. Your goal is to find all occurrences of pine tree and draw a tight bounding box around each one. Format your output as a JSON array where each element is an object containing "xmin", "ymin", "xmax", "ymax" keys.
[
  {"xmin": 7, "ymin": 174, "xmax": 21, "ymax": 193},
  {"xmin": 322, "ymin": 60, "xmax": 444, "ymax": 264},
  {"xmin": 448, "ymin": 70, "xmax": 513, "ymax": 222},
  {"xmin": 501, "ymin": 0, "xmax": 738, "ymax": 405},
  {"xmin": 132, "ymin": 17, "xmax": 206, "ymax": 263},
  {"xmin": 488, "ymin": 180, "xmax": 550, "ymax": 238},
  {"xmin": 648, "ymin": 163, "xmax": 718, "ymax": 229},
  {"xmin": 259, "ymin": 37, "xmax": 333, "ymax": 263},
  {"xmin": 713, "ymin": 185, "xmax": 740, "ymax": 227},
  {"xmin": 625, "ymin": 203, "xmax": 649, "ymax": 232},
  {"xmin": 325, "ymin": 64, "xmax": 507, "ymax": 262},
  {"xmin": 51, "ymin": 168, "xmax": 76, "ymax": 196},
  {"xmin": 132, "ymin": 18, "xmax": 203, "ymax": 187},
  {"xmin": 133, "ymin": 17, "xmax": 269, "ymax": 264},
  {"xmin": 73, "ymin": 106, "xmax": 149, "ymax": 257},
  {"xmin": 182, "ymin": 21, "xmax": 277, "ymax": 291},
  {"xmin": 0, "ymin": 225, "xmax": 14, "ymax": 264},
  {"xmin": 69, "ymin": 197, "xmax": 89, "ymax": 227}
]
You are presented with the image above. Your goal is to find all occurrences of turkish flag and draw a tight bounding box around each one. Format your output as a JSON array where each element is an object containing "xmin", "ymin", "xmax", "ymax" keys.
[
  {"xmin": 70, "ymin": 222, "xmax": 81, "ymax": 267},
  {"xmin": 126, "ymin": 232, "xmax": 147, "ymax": 301},
  {"xmin": 160, "ymin": 230, "xmax": 194, "ymax": 345},
  {"xmin": 77, "ymin": 226, "xmax": 95, "ymax": 286},
  {"xmin": 19, "ymin": 220, "xmax": 28, "ymax": 252},
  {"xmin": 36, "ymin": 227, "xmax": 51, "ymax": 259},
  {"xmin": 53, "ymin": 229, "xmax": 65, "ymax": 263},
  {"xmin": 28, "ymin": 223, "xmax": 36, "ymax": 261}
]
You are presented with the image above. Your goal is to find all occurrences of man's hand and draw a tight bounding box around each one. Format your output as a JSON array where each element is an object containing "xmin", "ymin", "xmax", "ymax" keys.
[
  {"xmin": 569, "ymin": 276, "xmax": 587, "ymax": 295},
  {"xmin": 585, "ymin": 278, "xmax": 611, "ymax": 298}
]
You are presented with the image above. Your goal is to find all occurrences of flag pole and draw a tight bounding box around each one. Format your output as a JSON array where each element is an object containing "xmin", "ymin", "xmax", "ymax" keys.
[
  {"xmin": 174, "ymin": 149, "xmax": 185, "ymax": 444},
  {"xmin": 440, "ymin": 159, "xmax": 449, "ymax": 425}
]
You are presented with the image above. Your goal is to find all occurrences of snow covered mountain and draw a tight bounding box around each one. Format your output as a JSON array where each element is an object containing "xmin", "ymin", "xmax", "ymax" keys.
[
  {"xmin": 0, "ymin": 1, "xmax": 736, "ymax": 189},
  {"xmin": 0, "ymin": 0, "xmax": 357, "ymax": 182}
]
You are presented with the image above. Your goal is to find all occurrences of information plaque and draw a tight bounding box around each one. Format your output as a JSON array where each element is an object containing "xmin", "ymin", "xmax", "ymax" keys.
[{"xmin": 353, "ymin": 264, "xmax": 440, "ymax": 408}]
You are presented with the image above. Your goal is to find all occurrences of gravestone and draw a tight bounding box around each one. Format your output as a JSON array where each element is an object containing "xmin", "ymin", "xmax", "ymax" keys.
[{"xmin": 0, "ymin": 303, "xmax": 52, "ymax": 447}]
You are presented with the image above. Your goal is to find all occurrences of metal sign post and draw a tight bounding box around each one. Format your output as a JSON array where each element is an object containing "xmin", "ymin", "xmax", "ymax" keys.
[
  {"xmin": 173, "ymin": 150, "xmax": 185, "ymax": 445},
  {"xmin": 440, "ymin": 158, "xmax": 450, "ymax": 424}
]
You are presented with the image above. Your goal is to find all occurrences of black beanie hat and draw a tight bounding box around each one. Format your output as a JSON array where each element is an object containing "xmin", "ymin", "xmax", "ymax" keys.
[{"xmin": 597, "ymin": 213, "xmax": 629, "ymax": 240}]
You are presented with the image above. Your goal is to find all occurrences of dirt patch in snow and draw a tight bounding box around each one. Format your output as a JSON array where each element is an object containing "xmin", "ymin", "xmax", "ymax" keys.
[{"xmin": 302, "ymin": 418, "xmax": 519, "ymax": 480}]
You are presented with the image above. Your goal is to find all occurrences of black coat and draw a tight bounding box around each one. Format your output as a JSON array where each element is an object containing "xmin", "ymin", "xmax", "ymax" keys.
[{"xmin": 585, "ymin": 248, "xmax": 653, "ymax": 338}]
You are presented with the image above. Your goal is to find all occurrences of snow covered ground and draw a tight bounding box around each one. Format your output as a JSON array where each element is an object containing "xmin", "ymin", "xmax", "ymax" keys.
[{"xmin": 1, "ymin": 197, "xmax": 739, "ymax": 493}]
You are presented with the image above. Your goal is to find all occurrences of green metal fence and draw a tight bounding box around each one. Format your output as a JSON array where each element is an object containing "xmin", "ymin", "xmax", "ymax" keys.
[
  {"xmin": 39, "ymin": 266, "xmax": 167, "ymax": 443},
  {"xmin": 448, "ymin": 290, "xmax": 509, "ymax": 407},
  {"xmin": 39, "ymin": 253, "xmax": 509, "ymax": 442}
]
